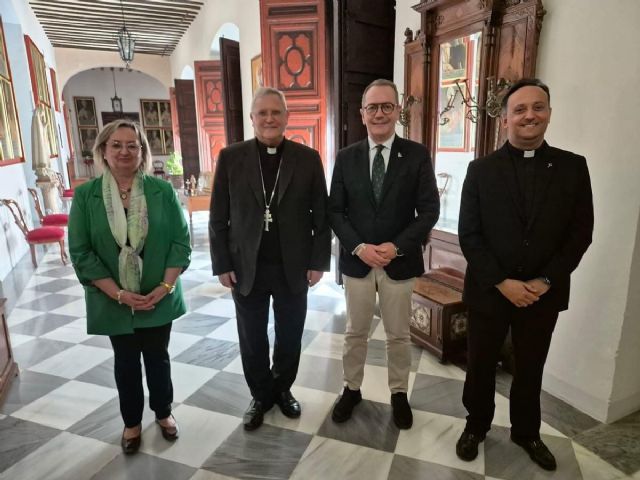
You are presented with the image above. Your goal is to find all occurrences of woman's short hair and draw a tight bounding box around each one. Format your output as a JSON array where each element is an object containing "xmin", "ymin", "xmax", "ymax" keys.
[{"xmin": 92, "ymin": 119, "xmax": 152, "ymax": 172}]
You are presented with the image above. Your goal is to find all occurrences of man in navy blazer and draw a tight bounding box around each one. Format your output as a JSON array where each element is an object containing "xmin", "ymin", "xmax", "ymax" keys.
[
  {"xmin": 455, "ymin": 79, "xmax": 593, "ymax": 471},
  {"xmin": 210, "ymin": 87, "xmax": 331, "ymax": 431},
  {"xmin": 329, "ymin": 79, "xmax": 440, "ymax": 429}
]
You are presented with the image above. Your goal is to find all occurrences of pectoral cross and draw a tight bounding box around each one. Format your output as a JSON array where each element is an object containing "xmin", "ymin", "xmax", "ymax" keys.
[{"xmin": 264, "ymin": 208, "xmax": 273, "ymax": 231}]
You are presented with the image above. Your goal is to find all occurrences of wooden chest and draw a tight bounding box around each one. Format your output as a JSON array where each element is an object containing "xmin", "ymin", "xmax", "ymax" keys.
[{"xmin": 410, "ymin": 275, "xmax": 468, "ymax": 363}]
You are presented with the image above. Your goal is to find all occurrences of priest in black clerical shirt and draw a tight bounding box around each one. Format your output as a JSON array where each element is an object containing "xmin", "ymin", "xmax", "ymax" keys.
[
  {"xmin": 455, "ymin": 79, "xmax": 593, "ymax": 471},
  {"xmin": 209, "ymin": 87, "xmax": 330, "ymax": 431}
]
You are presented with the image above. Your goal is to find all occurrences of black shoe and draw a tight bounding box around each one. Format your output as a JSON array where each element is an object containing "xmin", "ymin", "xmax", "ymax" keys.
[
  {"xmin": 390, "ymin": 392, "xmax": 413, "ymax": 429},
  {"xmin": 156, "ymin": 414, "xmax": 179, "ymax": 441},
  {"xmin": 243, "ymin": 399, "xmax": 273, "ymax": 431},
  {"xmin": 121, "ymin": 426, "xmax": 141, "ymax": 455},
  {"xmin": 511, "ymin": 435, "xmax": 557, "ymax": 471},
  {"xmin": 331, "ymin": 387, "xmax": 362, "ymax": 423},
  {"xmin": 456, "ymin": 431, "xmax": 485, "ymax": 461},
  {"xmin": 275, "ymin": 390, "xmax": 301, "ymax": 418}
]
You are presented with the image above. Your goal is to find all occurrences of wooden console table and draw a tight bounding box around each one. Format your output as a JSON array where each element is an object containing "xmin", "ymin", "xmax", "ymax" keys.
[
  {"xmin": 0, "ymin": 298, "xmax": 19, "ymax": 405},
  {"xmin": 178, "ymin": 192, "xmax": 211, "ymax": 225}
]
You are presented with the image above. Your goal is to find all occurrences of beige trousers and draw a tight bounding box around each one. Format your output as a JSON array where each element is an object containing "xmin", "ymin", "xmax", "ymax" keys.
[{"xmin": 342, "ymin": 268, "xmax": 416, "ymax": 393}]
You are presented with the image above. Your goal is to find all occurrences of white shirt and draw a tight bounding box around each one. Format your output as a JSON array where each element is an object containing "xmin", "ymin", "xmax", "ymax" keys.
[{"xmin": 367, "ymin": 134, "xmax": 395, "ymax": 177}]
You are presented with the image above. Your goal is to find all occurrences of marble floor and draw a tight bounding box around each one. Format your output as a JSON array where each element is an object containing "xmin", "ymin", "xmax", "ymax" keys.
[{"xmin": 0, "ymin": 211, "xmax": 639, "ymax": 480}]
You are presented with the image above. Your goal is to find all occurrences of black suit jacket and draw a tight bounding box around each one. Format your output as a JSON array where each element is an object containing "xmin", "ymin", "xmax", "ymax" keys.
[
  {"xmin": 209, "ymin": 138, "xmax": 331, "ymax": 296},
  {"xmin": 458, "ymin": 142, "xmax": 593, "ymax": 316},
  {"xmin": 329, "ymin": 136, "xmax": 440, "ymax": 280}
]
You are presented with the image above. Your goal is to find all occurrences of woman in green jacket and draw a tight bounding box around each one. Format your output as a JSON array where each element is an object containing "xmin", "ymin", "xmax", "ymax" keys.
[{"xmin": 68, "ymin": 119, "xmax": 191, "ymax": 454}]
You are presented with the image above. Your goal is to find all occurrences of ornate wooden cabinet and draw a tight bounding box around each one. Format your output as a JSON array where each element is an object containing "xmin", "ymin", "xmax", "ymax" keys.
[
  {"xmin": 405, "ymin": 0, "xmax": 545, "ymax": 359},
  {"xmin": 0, "ymin": 299, "xmax": 18, "ymax": 405}
]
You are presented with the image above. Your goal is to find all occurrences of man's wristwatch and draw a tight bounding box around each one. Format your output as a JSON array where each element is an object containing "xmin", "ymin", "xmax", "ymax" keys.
[
  {"xmin": 540, "ymin": 276, "xmax": 551, "ymax": 286},
  {"xmin": 394, "ymin": 246, "xmax": 404, "ymax": 257},
  {"xmin": 160, "ymin": 281, "xmax": 175, "ymax": 294}
]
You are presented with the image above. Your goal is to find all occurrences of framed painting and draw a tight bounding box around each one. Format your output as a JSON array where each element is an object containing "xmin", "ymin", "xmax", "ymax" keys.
[
  {"xmin": 140, "ymin": 99, "xmax": 160, "ymax": 127},
  {"xmin": 251, "ymin": 54, "xmax": 263, "ymax": 95},
  {"xmin": 79, "ymin": 127, "xmax": 98, "ymax": 155},
  {"xmin": 159, "ymin": 101, "xmax": 172, "ymax": 127},
  {"xmin": 74, "ymin": 96, "xmax": 97, "ymax": 127},
  {"xmin": 440, "ymin": 39, "xmax": 467, "ymax": 82},
  {"xmin": 146, "ymin": 128, "xmax": 164, "ymax": 155}
]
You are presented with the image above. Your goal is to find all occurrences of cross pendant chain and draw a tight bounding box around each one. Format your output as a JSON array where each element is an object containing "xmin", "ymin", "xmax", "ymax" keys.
[{"xmin": 264, "ymin": 207, "xmax": 273, "ymax": 231}]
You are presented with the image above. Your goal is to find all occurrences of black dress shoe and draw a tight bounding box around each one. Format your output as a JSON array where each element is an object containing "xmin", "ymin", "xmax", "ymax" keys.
[
  {"xmin": 121, "ymin": 426, "xmax": 141, "ymax": 455},
  {"xmin": 275, "ymin": 390, "xmax": 301, "ymax": 418},
  {"xmin": 243, "ymin": 399, "xmax": 273, "ymax": 431},
  {"xmin": 156, "ymin": 414, "xmax": 179, "ymax": 441},
  {"xmin": 332, "ymin": 387, "xmax": 362, "ymax": 423},
  {"xmin": 390, "ymin": 392, "xmax": 413, "ymax": 429},
  {"xmin": 456, "ymin": 431, "xmax": 485, "ymax": 461},
  {"xmin": 511, "ymin": 435, "xmax": 557, "ymax": 471}
]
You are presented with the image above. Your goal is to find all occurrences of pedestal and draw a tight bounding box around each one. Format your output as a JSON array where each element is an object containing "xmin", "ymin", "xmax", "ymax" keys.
[{"xmin": 36, "ymin": 179, "xmax": 60, "ymax": 213}]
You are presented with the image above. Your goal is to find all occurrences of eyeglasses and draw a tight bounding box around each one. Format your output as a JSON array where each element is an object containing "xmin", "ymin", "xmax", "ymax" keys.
[
  {"xmin": 363, "ymin": 102, "xmax": 397, "ymax": 116},
  {"xmin": 107, "ymin": 141, "xmax": 141, "ymax": 153}
]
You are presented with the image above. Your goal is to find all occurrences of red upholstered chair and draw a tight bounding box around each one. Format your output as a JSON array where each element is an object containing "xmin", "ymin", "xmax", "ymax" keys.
[
  {"xmin": 56, "ymin": 171, "xmax": 74, "ymax": 199},
  {"xmin": 0, "ymin": 198, "xmax": 68, "ymax": 268},
  {"xmin": 27, "ymin": 188, "xmax": 69, "ymax": 227}
]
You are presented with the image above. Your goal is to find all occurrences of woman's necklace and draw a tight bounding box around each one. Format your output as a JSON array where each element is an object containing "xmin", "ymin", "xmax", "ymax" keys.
[{"xmin": 116, "ymin": 181, "xmax": 133, "ymax": 200}]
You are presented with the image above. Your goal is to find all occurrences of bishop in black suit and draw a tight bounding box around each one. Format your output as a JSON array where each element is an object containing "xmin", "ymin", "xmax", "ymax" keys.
[
  {"xmin": 455, "ymin": 79, "xmax": 593, "ymax": 471},
  {"xmin": 209, "ymin": 87, "xmax": 330, "ymax": 431}
]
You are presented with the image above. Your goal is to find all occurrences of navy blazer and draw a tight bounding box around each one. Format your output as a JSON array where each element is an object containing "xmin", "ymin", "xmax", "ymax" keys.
[
  {"xmin": 329, "ymin": 136, "xmax": 440, "ymax": 280},
  {"xmin": 209, "ymin": 138, "xmax": 331, "ymax": 296},
  {"xmin": 459, "ymin": 142, "xmax": 594, "ymax": 316}
]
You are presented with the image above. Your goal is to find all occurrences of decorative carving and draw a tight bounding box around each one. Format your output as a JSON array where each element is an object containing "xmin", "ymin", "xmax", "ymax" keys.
[
  {"xmin": 404, "ymin": 27, "xmax": 414, "ymax": 44},
  {"xmin": 411, "ymin": 302, "xmax": 432, "ymax": 334},
  {"xmin": 204, "ymin": 79, "xmax": 223, "ymax": 115},
  {"xmin": 450, "ymin": 311, "xmax": 468, "ymax": 340},
  {"xmin": 276, "ymin": 31, "xmax": 314, "ymax": 91},
  {"xmin": 435, "ymin": 15, "xmax": 445, "ymax": 26},
  {"xmin": 504, "ymin": 0, "xmax": 522, "ymax": 6}
]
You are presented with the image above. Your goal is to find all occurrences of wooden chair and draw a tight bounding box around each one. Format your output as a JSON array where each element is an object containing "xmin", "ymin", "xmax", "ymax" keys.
[
  {"xmin": 27, "ymin": 188, "xmax": 69, "ymax": 227},
  {"xmin": 0, "ymin": 198, "xmax": 68, "ymax": 268},
  {"xmin": 55, "ymin": 171, "xmax": 74, "ymax": 199}
]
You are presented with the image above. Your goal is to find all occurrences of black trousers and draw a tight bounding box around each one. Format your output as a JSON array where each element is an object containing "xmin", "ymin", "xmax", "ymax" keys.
[
  {"xmin": 109, "ymin": 322, "xmax": 173, "ymax": 427},
  {"xmin": 232, "ymin": 263, "xmax": 308, "ymax": 405},
  {"xmin": 462, "ymin": 308, "xmax": 558, "ymax": 439}
]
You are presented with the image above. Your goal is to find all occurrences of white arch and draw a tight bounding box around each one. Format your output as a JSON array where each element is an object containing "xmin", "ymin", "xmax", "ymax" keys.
[
  {"xmin": 209, "ymin": 22, "xmax": 240, "ymax": 59},
  {"xmin": 180, "ymin": 65, "xmax": 195, "ymax": 80}
]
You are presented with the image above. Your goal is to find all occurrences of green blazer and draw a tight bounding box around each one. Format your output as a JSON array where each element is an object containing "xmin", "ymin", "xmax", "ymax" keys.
[{"xmin": 68, "ymin": 175, "xmax": 191, "ymax": 335}]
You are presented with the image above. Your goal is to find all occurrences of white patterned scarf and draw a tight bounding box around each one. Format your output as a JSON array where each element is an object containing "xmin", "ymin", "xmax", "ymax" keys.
[{"xmin": 102, "ymin": 168, "xmax": 148, "ymax": 293}]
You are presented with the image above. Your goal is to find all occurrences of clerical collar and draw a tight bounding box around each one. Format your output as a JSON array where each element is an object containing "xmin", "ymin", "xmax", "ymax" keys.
[
  {"xmin": 256, "ymin": 138, "xmax": 285, "ymax": 156},
  {"xmin": 507, "ymin": 140, "xmax": 548, "ymax": 159}
]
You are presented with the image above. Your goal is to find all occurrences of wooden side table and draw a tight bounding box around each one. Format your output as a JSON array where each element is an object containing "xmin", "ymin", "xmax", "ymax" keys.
[
  {"xmin": 0, "ymin": 298, "xmax": 19, "ymax": 405},
  {"xmin": 410, "ymin": 275, "xmax": 468, "ymax": 363}
]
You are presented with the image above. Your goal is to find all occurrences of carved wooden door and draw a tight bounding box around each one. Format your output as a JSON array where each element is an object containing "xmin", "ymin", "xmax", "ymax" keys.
[
  {"xmin": 194, "ymin": 61, "xmax": 226, "ymax": 174},
  {"xmin": 220, "ymin": 38, "xmax": 244, "ymax": 146},
  {"xmin": 174, "ymin": 79, "xmax": 200, "ymax": 181},
  {"xmin": 260, "ymin": 0, "xmax": 328, "ymax": 166}
]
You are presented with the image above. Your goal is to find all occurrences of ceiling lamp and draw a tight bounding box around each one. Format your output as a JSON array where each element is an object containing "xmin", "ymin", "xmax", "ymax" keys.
[
  {"xmin": 116, "ymin": 0, "xmax": 135, "ymax": 69},
  {"xmin": 110, "ymin": 68, "xmax": 122, "ymax": 113}
]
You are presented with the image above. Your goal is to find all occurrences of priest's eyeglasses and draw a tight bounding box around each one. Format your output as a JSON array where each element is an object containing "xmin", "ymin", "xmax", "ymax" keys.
[
  {"xmin": 107, "ymin": 141, "xmax": 141, "ymax": 153},
  {"xmin": 363, "ymin": 102, "xmax": 397, "ymax": 116}
]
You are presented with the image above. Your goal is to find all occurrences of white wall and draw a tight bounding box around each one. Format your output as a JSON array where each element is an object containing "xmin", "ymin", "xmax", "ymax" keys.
[
  {"xmin": 62, "ymin": 68, "xmax": 170, "ymax": 167},
  {"xmin": 169, "ymin": 0, "xmax": 261, "ymax": 139},
  {"xmin": 0, "ymin": 0, "xmax": 64, "ymax": 279},
  {"xmin": 538, "ymin": 0, "xmax": 640, "ymax": 422}
]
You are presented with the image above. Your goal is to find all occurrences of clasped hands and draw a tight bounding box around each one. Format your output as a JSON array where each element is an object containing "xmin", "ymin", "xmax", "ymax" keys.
[
  {"xmin": 117, "ymin": 286, "xmax": 168, "ymax": 311},
  {"xmin": 357, "ymin": 242, "xmax": 397, "ymax": 268},
  {"xmin": 496, "ymin": 278, "xmax": 550, "ymax": 308}
]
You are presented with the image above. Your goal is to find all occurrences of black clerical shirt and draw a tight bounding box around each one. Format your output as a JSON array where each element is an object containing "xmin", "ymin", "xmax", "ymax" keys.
[
  {"xmin": 507, "ymin": 141, "xmax": 549, "ymax": 222},
  {"xmin": 256, "ymin": 138, "xmax": 284, "ymax": 264}
]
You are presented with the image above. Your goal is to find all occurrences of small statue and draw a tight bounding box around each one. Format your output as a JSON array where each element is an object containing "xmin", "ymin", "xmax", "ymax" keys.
[{"xmin": 189, "ymin": 174, "xmax": 197, "ymax": 196}]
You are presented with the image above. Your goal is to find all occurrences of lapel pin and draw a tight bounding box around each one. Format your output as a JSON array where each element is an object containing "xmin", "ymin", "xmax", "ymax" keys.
[
  {"xmin": 398, "ymin": 152, "xmax": 402, "ymax": 158},
  {"xmin": 547, "ymin": 162, "xmax": 553, "ymax": 168}
]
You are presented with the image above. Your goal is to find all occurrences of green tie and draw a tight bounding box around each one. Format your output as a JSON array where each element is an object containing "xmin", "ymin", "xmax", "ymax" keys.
[{"xmin": 372, "ymin": 144, "xmax": 385, "ymax": 203}]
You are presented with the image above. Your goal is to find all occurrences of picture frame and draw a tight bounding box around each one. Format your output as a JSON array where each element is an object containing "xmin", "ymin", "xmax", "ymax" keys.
[
  {"xmin": 74, "ymin": 96, "xmax": 97, "ymax": 127},
  {"xmin": 251, "ymin": 54, "xmax": 263, "ymax": 95},
  {"xmin": 146, "ymin": 128, "xmax": 164, "ymax": 155},
  {"xmin": 159, "ymin": 101, "xmax": 172, "ymax": 127},
  {"xmin": 0, "ymin": 19, "xmax": 25, "ymax": 166},
  {"xmin": 140, "ymin": 99, "xmax": 161, "ymax": 127},
  {"xmin": 79, "ymin": 127, "xmax": 98, "ymax": 155},
  {"xmin": 100, "ymin": 111, "xmax": 140, "ymax": 126},
  {"xmin": 163, "ymin": 129, "xmax": 174, "ymax": 153}
]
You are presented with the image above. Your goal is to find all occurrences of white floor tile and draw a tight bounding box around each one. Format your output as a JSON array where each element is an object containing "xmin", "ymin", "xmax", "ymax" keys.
[
  {"xmin": 195, "ymin": 298, "xmax": 237, "ymax": 318},
  {"xmin": 0, "ymin": 431, "xmax": 119, "ymax": 480},
  {"xmin": 206, "ymin": 319, "xmax": 239, "ymax": 343},
  {"xmin": 30, "ymin": 344, "xmax": 113, "ymax": 379},
  {"xmin": 8, "ymin": 333, "xmax": 36, "ymax": 348},
  {"xmin": 303, "ymin": 331, "xmax": 344, "ymax": 360},
  {"xmin": 395, "ymin": 410, "xmax": 485, "ymax": 475},
  {"xmin": 56, "ymin": 284, "xmax": 85, "ymax": 296},
  {"xmin": 263, "ymin": 385, "xmax": 336, "ymax": 435},
  {"xmin": 416, "ymin": 350, "xmax": 467, "ymax": 381},
  {"xmin": 573, "ymin": 442, "xmax": 630, "ymax": 480},
  {"xmin": 360, "ymin": 363, "xmax": 416, "ymax": 404},
  {"xmin": 6, "ymin": 307, "xmax": 42, "ymax": 327},
  {"xmin": 143, "ymin": 361, "xmax": 218, "ymax": 403},
  {"xmin": 169, "ymin": 331, "xmax": 202, "ymax": 358},
  {"xmin": 16, "ymin": 290, "xmax": 50, "ymax": 306},
  {"xmin": 11, "ymin": 380, "xmax": 117, "ymax": 430},
  {"xmin": 303, "ymin": 310, "xmax": 334, "ymax": 331},
  {"xmin": 41, "ymin": 318, "xmax": 91, "ymax": 344},
  {"xmin": 139, "ymin": 404, "xmax": 240, "ymax": 468},
  {"xmin": 50, "ymin": 298, "xmax": 87, "ymax": 317}
]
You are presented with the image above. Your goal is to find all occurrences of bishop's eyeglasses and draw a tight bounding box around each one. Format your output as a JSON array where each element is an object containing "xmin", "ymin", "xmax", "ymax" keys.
[{"xmin": 363, "ymin": 102, "xmax": 397, "ymax": 116}]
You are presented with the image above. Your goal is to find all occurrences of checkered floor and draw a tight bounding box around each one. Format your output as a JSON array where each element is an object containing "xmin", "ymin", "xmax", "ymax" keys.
[{"xmin": 0, "ymin": 212, "xmax": 637, "ymax": 480}]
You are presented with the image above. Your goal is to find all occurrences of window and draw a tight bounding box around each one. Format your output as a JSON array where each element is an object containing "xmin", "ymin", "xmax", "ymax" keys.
[
  {"xmin": 0, "ymin": 17, "xmax": 24, "ymax": 166},
  {"xmin": 24, "ymin": 35, "xmax": 59, "ymax": 158}
]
